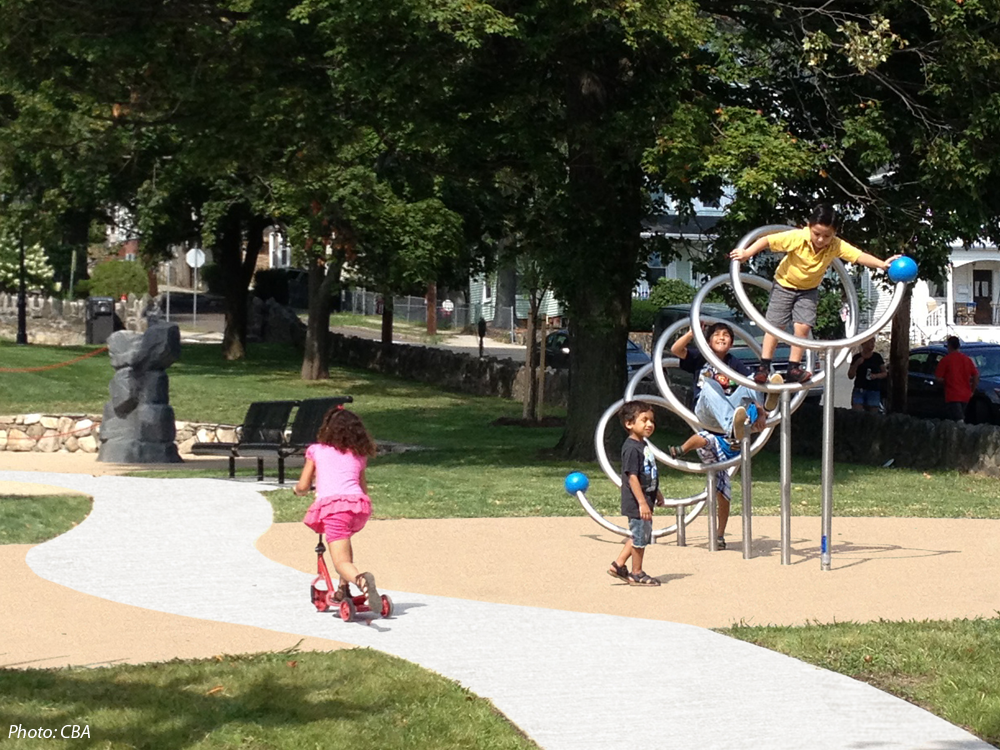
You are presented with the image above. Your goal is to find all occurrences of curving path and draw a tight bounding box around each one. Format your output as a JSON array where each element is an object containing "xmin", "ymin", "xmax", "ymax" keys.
[{"xmin": 3, "ymin": 470, "xmax": 989, "ymax": 750}]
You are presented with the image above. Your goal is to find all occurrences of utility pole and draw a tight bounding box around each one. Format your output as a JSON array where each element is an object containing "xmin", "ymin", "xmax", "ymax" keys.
[{"xmin": 16, "ymin": 233, "xmax": 27, "ymax": 344}]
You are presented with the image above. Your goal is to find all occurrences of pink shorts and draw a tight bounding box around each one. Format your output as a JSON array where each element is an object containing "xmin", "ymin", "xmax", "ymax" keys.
[{"xmin": 322, "ymin": 509, "xmax": 370, "ymax": 542}]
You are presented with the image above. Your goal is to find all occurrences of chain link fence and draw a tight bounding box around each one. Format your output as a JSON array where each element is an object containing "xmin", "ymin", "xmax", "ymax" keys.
[{"xmin": 340, "ymin": 288, "xmax": 475, "ymax": 331}]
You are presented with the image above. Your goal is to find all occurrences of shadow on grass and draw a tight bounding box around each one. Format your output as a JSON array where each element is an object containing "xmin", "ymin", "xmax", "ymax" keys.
[{"xmin": 0, "ymin": 658, "xmax": 371, "ymax": 748}]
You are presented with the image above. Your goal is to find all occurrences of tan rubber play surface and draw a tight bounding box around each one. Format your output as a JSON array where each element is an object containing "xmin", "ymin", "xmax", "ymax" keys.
[{"xmin": 3, "ymin": 452, "xmax": 998, "ymax": 669}]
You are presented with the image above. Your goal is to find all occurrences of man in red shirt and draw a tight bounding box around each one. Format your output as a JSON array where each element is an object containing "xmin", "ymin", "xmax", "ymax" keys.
[{"xmin": 934, "ymin": 337, "xmax": 979, "ymax": 422}]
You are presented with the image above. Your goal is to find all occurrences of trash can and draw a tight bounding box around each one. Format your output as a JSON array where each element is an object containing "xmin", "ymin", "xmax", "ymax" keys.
[{"xmin": 86, "ymin": 296, "xmax": 116, "ymax": 345}]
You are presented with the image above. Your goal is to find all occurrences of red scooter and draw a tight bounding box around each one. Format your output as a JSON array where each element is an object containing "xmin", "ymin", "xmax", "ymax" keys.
[{"xmin": 310, "ymin": 536, "xmax": 393, "ymax": 622}]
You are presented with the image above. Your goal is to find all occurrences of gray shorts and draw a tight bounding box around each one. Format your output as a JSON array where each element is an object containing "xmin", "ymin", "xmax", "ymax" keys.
[{"xmin": 766, "ymin": 284, "xmax": 819, "ymax": 329}]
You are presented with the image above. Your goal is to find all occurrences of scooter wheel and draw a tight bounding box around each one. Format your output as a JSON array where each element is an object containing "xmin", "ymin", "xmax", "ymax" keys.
[
  {"xmin": 339, "ymin": 597, "xmax": 356, "ymax": 622},
  {"xmin": 380, "ymin": 594, "xmax": 394, "ymax": 618}
]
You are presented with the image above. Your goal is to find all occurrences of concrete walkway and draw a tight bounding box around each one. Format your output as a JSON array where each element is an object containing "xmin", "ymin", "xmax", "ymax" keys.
[{"xmin": 5, "ymin": 469, "xmax": 990, "ymax": 750}]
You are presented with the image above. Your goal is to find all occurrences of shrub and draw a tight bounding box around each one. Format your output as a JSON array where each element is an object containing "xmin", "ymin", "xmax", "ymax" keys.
[
  {"xmin": 630, "ymin": 298, "xmax": 658, "ymax": 332},
  {"xmin": 0, "ymin": 238, "xmax": 55, "ymax": 294},
  {"xmin": 87, "ymin": 259, "xmax": 149, "ymax": 298},
  {"xmin": 648, "ymin": 278, "xmax": 698, "ymax": 307},
  {"xmin": 648, "ymin": 277, "xmax": 726, "ymax": 309}
]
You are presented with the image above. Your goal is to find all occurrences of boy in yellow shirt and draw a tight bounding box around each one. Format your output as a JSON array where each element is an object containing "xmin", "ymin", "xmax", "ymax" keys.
[{"xmin": 729, "ymin": 204, "xmax": 899, "ymax": 383}]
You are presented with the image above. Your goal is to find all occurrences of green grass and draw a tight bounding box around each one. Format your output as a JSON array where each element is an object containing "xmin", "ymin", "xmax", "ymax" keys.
[
  {"xmin": 0, "ymin": 495, "xmax": 92, "ymax": 544},
  {"xmin": 3, "ymin": 342, "xmax": 999, "ymax": 520},
  {"xmin": 0, "ymin": 649, "xmax": 539, "ymax": 749},
  {"xmin": 327, "ymin": 312, "xmax": 452, "ymax": 343},
  {"xmin": 722, "ymin": 618, "xmax": 1000, "ymax": 747}
]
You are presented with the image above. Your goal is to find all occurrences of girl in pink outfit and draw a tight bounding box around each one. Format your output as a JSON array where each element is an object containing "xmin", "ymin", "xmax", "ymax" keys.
[{"xmin": 294, "ymin": 406, "xmax": 381, "ymax": 613}]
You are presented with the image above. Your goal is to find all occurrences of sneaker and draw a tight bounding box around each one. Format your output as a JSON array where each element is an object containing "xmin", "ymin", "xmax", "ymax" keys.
[
  {"xmin": 732, "ymin": 406, "xmax": 748, "ymax": 442},
  {"xmin": 764, "ymin": 373, "xmax": 783, "ymax": 412},
  {"xmin": 786, "ymin": 366, "xmax": 812, "ymax": 383},
  {"xmin": 716, "ymin": 536, "xmax": 727, "ymax": 550},
  {"xmin": 753, "ymin": 365, "xmax": 769, "ymax": 385}
]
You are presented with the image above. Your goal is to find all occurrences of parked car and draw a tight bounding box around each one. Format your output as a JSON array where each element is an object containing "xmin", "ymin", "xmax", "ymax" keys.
[
  {"xmin": 907, "ymin": 342, "xmax": 1000, "ymax": 424},
  {"xmin": 654, "ymin": 303, "xmax": 820, "ymax": 384},
  {"xmin": 541, "ymin": 329, "xmax": 652, "ymax": 377}
]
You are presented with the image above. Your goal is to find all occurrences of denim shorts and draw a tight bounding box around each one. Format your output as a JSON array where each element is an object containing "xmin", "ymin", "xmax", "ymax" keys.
[
  {"xmin": 766, "ymin": 284, "xmax": 819, "ymax": 328},
  {"xmin": 852, "ymin": 389, "xmax": 882, "ymax": 408},
  {"xmin": 628, "ymin": 517, "xmax": 653, "ymax": 549}
]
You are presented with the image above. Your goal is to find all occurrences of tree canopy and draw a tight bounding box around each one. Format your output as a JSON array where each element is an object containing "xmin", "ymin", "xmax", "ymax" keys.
[{"xmin": 3, "ymin": 0, "xmax": 1000, "ymax": 455}]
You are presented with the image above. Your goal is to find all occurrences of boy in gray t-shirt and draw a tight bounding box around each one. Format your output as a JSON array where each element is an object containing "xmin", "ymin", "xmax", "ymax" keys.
[{"xmin": 608, "ymin": 400, "xmax": 664, "ymax": 587}]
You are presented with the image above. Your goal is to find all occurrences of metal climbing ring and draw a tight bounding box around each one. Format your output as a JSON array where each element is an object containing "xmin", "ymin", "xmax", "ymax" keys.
[
  {"xmin": 651, "ymin": 311, "xmax": 812, "ymax": 433},
  {"xmin": 587, "ymin": 398, "xmax": 710, "ymax": 539},
  {"xmin": 690, "ymin": 270, "xmax": 849, "ymax": 394},
  {"xmin": 728, "ymin": 224, "xmax": 908, "ymax": 353}
]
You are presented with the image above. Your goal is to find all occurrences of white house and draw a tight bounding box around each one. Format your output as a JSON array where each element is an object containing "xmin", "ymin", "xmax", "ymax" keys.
[{"xmin": 867, "ymin": 242, "xmax": 1000, "ymax": 345}]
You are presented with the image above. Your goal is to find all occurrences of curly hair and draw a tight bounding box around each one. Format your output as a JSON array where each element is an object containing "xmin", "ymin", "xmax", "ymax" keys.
[
  {"xmin": 315, "ymin": 407, "xmax": 377, "ymax": 457},
  {"xmin": 619, "ymin": 400, "xmax": 655, "ymax": 427}
]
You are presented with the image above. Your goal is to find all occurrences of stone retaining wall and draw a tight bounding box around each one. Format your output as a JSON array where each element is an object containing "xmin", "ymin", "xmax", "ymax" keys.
[
  {"xmin": 761, "ymin": 403, "xmax": 1000, "ymax": 476},
  {"xmin": 327, "ymin": 331, "xmax": 570, "ymax": 405},
  {"xmin": 5, "ymin": 406, "xmax": 999, "ymax": 476},
  {"xmin": 0, "ymin": 414, "xmax": 237, "ymax": 456}
]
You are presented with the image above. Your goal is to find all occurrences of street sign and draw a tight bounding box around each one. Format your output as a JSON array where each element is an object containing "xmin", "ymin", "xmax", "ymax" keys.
[{"xmin": 185, "ymin": 248, "xmax": 206, "ymax": 268}]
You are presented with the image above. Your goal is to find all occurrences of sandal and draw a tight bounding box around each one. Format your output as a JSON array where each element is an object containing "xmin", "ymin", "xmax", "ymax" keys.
[
  {"xmin": 332, "ymin": 582, "xmax": 351, "ymax": 603},
  {"xmin": 607, "ymin": 561, "xmax": 629, "ymax": 581},
  {"xmin": 668, "ymin": 445, "xmax": 686, "ymax": 459},
  {"xmin": 356, "ymin": 572, "xmax": 381, "ymax": 615},
  {"xmin": 627, "ymin": 571, "xmax": 661, "ymax": 587}
]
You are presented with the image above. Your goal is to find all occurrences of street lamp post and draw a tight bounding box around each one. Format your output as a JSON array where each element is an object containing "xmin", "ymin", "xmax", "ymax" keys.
[{"xmin": 16, "ymin": 233, "xmax": 27, "ymax": 344}]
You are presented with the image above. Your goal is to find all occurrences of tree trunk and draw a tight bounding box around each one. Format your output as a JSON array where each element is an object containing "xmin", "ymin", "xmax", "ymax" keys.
[
  {"xmin": 380, "ymin": 292, "xmax": 394, "ymax": 350},
  {"xmin": 554, "ymin": 65, "xmax": 643, "ymax": 460},
  {"xmin": 146, "ymin": 267, "xmax": 159, "ymax": 298},
  {"xmin": 301, "ymin": 258, "xmax": 336, "ymax": 380},
  {"xmin": 426, "ymin": 281, "xmax": 437, "ymax": 335},
  {"xmin": 538, "ymin": 315, "xmax": 548, "ymax": 412},
  {"xmin": 218, "ymin": 209, "xmax": 267, "ymax": 361},
  {"xmin": 522, "ymin": 293, "xmax": 540, "ymax": 421},
  {"xmin": 887, "ymin": 284, "xmax": 912, "ymax": 413}
]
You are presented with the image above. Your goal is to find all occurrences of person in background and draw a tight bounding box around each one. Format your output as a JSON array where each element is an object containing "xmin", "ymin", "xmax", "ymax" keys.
[
  {"xmin": 935, "ymin": 336, "xmax": 979, "ymax": 422},
  {"xmin": 848, "ymin": 338, "xmax": 887, "ymax": 413}
]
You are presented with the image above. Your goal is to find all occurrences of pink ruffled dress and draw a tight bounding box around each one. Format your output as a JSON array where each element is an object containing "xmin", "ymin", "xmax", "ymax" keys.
[{"xmin": 302, "ymin": 444, "xmax": 371, "ymax": 534}]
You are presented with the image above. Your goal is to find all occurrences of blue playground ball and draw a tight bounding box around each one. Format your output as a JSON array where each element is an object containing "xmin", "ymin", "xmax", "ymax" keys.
[
  {"xmin": 564, "ymin": 471, "xmax": 589, "ymax": 495},
  {"xmin": 888, "ymin": 256, "xmax": 918, "ymax": 284}
]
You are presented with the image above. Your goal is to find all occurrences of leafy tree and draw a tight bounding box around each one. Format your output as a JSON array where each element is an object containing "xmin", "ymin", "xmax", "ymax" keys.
[
  {"xmin": 86, "ymin": 259, "xmax": 149, "ymax": 299},
  {"xmin": 0, "ymin": 236, "xmax": 54, "ymax": 294}
]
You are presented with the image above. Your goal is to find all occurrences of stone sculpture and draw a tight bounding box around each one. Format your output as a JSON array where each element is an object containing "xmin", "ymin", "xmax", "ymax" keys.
[{"xmin": 97, "ymin": 322, "xmax": 183, "ymax": 463}]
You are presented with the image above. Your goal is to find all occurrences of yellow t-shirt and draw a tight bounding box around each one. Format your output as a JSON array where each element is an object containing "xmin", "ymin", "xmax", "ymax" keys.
[{"xmin": 768, "ymin": 228, "xmax": 863, "ymax": 290}]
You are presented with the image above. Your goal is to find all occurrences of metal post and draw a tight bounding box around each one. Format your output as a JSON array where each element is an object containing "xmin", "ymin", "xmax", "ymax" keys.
[
  {"xmin": 740, "ymin": 431, "xmax": 753, "ymax": 559},
  {"xmin": 67, "ymin": 248, "xmax": 77, "ymax": 302},
  {"xmin": 780, "ymin": 390, "xmax": 792, "ymax": 565},
  {"xmin": 706, "ymin": 471, "xmax": 718, "ymax": 551},
  {"xmin": 821, "ymin": 351, "xmax": 835, "ymax": 570},
  {"xmin": 192, "ymin": 262, "xmax": 198, "ymax": 329},
  {"xmin": 16, "ymin": 234, "xmax": 27, "ymax": 345},
  {"xmin": 675, "ymin": 505, "xmax": 686, "ymax": 547},
  {"xmin": 165, "ymin": 262, "xmax": 171, "ymax": 321}
]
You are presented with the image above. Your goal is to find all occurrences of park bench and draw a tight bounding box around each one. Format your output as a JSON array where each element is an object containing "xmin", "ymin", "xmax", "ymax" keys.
[
  {"xmin": 238, "ymin": 396, "xmax": 354, "ymax": 483},
  {"xmin": 190, "ymin": 400, "xmax": 298, "ymax": 479}
]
